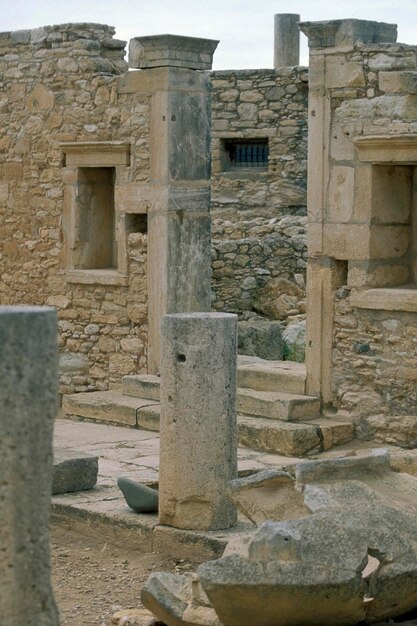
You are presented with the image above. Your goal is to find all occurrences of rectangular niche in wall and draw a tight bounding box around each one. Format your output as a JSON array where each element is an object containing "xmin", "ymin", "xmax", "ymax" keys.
[
  {"xmin": 355, "ymin": 135, "xmax": 417, "ymax": 287},
  {"xmin": 77, "ymin": 167, "xmax": 116, "ymax": 269},
  {"xmin": 61, "ymin": 141, "xmax": 130, "ymax": 285}
]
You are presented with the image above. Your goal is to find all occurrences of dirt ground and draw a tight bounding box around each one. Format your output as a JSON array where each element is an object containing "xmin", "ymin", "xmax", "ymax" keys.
[{"xmin": 51, "ymin": 525, "xmax": 193, "ymax": 626}]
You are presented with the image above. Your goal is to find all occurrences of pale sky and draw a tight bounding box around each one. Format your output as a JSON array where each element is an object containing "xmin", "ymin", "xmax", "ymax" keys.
[{"xmin": 2, "ymin": 0, "xmax": 417, "ymax": 69}]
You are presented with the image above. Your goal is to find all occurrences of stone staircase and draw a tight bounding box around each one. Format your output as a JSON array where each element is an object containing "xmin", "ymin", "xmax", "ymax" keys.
[{"xmin": 62, "ymin": 355, "xmax": 354, "ymax": 457}]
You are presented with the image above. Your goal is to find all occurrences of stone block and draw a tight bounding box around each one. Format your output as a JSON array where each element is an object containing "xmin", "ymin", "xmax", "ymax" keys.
[
  {"xmin": 379, "ymin": 71, "xmax": 417, "ymax": 94},
  {"xmin": 325, "ymin": 57, "xmax": 364, "ymax": 88},
  {"xmin": 52, "ymin": 447, "xmax": 98, "ymax": 494},
  {"xmin": 237, "ymin": 318, "xmax": 283, "ymax": 360},
  {"xmin": 128, "ymin": 34, "xmax": 219, "ymax": 70}
]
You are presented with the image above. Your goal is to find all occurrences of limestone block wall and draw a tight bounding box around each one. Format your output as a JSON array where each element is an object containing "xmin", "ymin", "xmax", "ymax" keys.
[
  {"xmin": 302, "ymin": 19, "xmax": 417, "ymax": 418},
  {"xmin": 211, "ymin": 215, "xmax": 306, "ymax": 321},
  {"xmin": 0, "ymin": 24, "xmax": 150, "ymax": 394},
  {"xmin": 210, "ymin": 67, "xmax": 308, "ymax": 220}
]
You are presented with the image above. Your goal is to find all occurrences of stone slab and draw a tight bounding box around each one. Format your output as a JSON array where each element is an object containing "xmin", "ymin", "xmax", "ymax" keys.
[
  {"xmin": 238, "ymin": 415, "xmax": 321, "ymax": 457},
  {"xmin": 237, "ymin": 388, "xmax": 320, "ymax": 421},
  {"xmin": 123, "ymin": 374, "xmax": 161, "ymax": 400},
  {"xmin": 62, "ymin": 390, "xmax": 158, "ymax": 426},
  {"xmin": 52, "ymin": 447, "xmax": 98, "ymax": 495},
  {"xmin": 237, "ymin": 356, "xmax": 306, "ymax": 394}
]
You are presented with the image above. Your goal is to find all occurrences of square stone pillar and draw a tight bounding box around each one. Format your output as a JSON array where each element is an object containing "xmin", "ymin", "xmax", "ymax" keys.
[{"xmin": 128, "ymin": 35, "xmax": 219, "ymax": 374}]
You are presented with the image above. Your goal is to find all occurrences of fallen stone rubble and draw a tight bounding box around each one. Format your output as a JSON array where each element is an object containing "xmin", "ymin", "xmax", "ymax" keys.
[{"xmin": 141, "ymin": 450, "xmax": 417, "ymax": 626}]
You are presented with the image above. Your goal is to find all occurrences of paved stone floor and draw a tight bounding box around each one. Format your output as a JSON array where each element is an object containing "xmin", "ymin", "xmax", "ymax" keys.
[{"xmin": 52, "ymin": 416, "xmax": 417, "ymax": 560}]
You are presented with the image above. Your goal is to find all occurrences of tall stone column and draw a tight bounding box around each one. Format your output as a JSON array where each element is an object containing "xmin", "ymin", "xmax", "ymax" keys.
[
  {"xmin": 128, "ymin": 35, "xmax": 219, "ymax": 374},
  {"xmin": 158, "ymin": 312, "xmax": 238, "ymax": 530},
  {"xmin": 274, "ymin": 14, "xmax": 300, "ymax": 68},
  {"xmin": 0, "ymin": 306, "xmax": 59, "ymax": 626}
]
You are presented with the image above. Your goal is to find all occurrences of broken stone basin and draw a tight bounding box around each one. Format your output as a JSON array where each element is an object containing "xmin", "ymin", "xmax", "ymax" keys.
[{"xmin": 143, "ymin": 450, "xmax": 417, "ymax": 626}]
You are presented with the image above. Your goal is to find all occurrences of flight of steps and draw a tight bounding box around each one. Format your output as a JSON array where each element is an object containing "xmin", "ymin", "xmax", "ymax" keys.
[{"xmin": 62, "ymin": 355, "xmax": 354, "ymax": 457}]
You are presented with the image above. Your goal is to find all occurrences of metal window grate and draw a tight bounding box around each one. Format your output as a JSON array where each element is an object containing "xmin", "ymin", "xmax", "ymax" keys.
[{"xmin": 225, "ymin": 140, "xmax": 268, "ymax": 169}]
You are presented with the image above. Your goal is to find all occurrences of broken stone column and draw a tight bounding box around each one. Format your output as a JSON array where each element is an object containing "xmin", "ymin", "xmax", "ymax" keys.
[
  {"xmin": 128, "ymin": 34, "xmax": 219, "ymax": 374},
  {"xmin": 274, "ymin": 14, "xmax": 300, "ymax": 68},
  {"xmin": 0, "ymin": 306, "xmax": 59, "ymax": 626},
  {"xmin": 159, "ymin": 312, "xmax": 238, "ymax": 530}
]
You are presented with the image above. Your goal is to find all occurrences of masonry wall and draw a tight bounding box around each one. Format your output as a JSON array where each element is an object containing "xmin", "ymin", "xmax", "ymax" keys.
[
  {"xmin": 0, "ymin": 24, "xmax": 150, "ymax": 395},
  {"xmin": 210, "ymin": 67, "xmax": 308, "ymax": 220},
  {"xmin": 0, "ymin": 24, "xmax": 309, "ymax": 396},
  {"xmin": 303, "ymin": 20, "xmax": 417, "ymax": 422},
  {"xmin": 211, "ymin": 215, "xmax": 306, "ymax": 321}
]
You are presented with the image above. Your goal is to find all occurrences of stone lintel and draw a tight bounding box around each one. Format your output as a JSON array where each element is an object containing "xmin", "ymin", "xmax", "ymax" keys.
[
  {"xmin": 354, "ymin": 134, "xmax": 417, "ymax": 163},
  {"xmin": 128, "ymin": 34, "xmax": 219, "ymax": 70},
  {"xmin": 300, "ymin": 19, "xmax": 397, "ymax": 50},
  {"xmin": 61, "ymin": 141, "xmax": 131, "ymax": 167},
  {"xmin": 351, "ymin": 286, "xmax": 417, "ymax": 312}
]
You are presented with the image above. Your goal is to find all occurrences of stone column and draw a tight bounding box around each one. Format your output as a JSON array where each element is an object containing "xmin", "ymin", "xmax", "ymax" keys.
[
  {"xmin": 0, "ymin": 306, "xmax": 59, "ymax": 626},
  {"xmin": 274, "ymin": 14, "xmax": 300, "ymax": 68},
  {"xmin": 128, "ymin": 35, "xmax": 219, "ymax": 374},
  {"xmin": 158, "ymin": 312, "xmax": 238, "ymax": 530}
]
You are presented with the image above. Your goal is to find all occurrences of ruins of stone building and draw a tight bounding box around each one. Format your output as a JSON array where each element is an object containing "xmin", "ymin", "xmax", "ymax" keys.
[
  {"xmin": 301, "ymin": 19, "xmax": 417, "ymax": 435},
  {"xmin": 1, "ymin": 16, "xmax": 417, "ymax": 447},
  {"xmin": 0, "ymin": 20, "xmax": 308, "ymax": 396}
]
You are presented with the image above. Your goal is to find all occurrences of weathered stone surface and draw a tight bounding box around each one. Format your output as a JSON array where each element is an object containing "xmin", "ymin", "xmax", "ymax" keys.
[
  {"xmin": 237, "ymin": 388, "xmax": 320, "ymax": 421},
  {"xmin": 196, "ymin": 450, "xmax": 417, "ymax": 626},
  {"xmin": 274, "ymin": 14, "xmax": 300, "ymax": 68},
  {"xmin": 237, "ymin": 317, "xmax": 283, "ymax": 360},
  {"xmin": 128, "ymin": 34, "xmax": 219, "ymax": 70},
  {"xmin": 52, "ymin": 447, "xmax": 98, "ymax": 494},
  {"xmin": 238, "ymin": 415, "xmax": 321, "ymax": 456},
  {"xmin": 229, "ymin": 469, "xmax": 308, "ymax": 524},
  {"xmin": 282, "ymin": 318, "xmax": 306, "ymax": 362},
  {"xmin": 159, "ymin": 313, "xmax": 238, "ymax": 530},
  {"xmin": 253, "ymin": 277, "xmax": 305, "ymax": 321},
  {"xmin": 112, "ymin": 607, "xmax": 161, "ymax": 625},
  {"xmin": 237, "ymin": 355, "xmax": 306, "ymax": 394},
  {"xmin": 0, "ymin": 306, "xmax": 59, "ymax": 626},
  {"xmin": 117, "ymin": 477, "xmax": 158, "ymax": 513},
  {"xmin": 361, "ymin": 414, "xmax": 417, "ymax": 448},
  {"xmin": 142, "ymin": 572, "xmax": 221, "ymax": 626},
  {"xmin": 123, "ymin": 374, "xmax": 161, "ymax": 400}
]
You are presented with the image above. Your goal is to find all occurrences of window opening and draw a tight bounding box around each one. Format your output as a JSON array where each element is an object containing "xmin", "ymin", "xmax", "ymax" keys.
[{"xmin": 223, "ymin": 139, "xmax": 269, "ymax": 171}]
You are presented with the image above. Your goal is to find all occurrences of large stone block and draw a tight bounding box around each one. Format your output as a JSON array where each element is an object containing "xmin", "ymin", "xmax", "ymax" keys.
[{"xmin": 128, "ymin": 34, "xmax": 219, "ymax": 70}]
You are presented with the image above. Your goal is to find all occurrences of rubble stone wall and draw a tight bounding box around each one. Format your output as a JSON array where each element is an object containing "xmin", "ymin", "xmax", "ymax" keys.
[
  {"xmin": 0, "ymin": 24, "xmax": 309, "ymax": 395},
  {"xmin": 0, "ymin": 24, "xmax": 149, "ymax": 395},
  {"xmin": 210, "ymin": 67, "xmax": 308, "ymax": 220},
  {"xmin": 211, "ymin": 215, "xmax": 307, "ymax": 321}
]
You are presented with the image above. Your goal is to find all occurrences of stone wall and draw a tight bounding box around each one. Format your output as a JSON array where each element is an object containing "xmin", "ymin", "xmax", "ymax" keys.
[
  {"xmin": 211, "ymin": 215, "xmax": 306, "ymax": 321},
  {"xmin": 302, "ymin": 19, "xmax": 417, "ymax": 423},
  {"xmin": 332, "ymin": 288, "xmax": 417, "ymax": 418},
  {"xmin": 0, "ymin": 23, "xmax": 309, "ymax": 395},
  {"xmin": 210, "ymin": 67, "xmax": 308, "ymax": 220},
  {"xmin": 0, "ymin": 24, "xmax": 150, "ymax": 395}
]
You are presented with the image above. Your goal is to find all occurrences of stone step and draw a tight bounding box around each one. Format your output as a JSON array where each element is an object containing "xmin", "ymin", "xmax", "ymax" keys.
[
  {"xmin": 123, "ymin": 374, "xmax": 161, "ymax": 400},
  {"xmin": 237, "ymin": 415, "xmax": 321, "ymax": 457},
  {"xmin": 237, "ymin": 355, "xmax": 306, "ymax": 394},
  {"xmin": 62, "ymin": 390, "xmax": 160, "ymax": 430},
  {"xmin": 237, "ymin": 388, "xmax": 320, "ymax": 422},
  {"xmin": 237, "ymin": 415, "xmax": 354, "ymax": 457},
  {"xmin": 62, "ymin": 391, "xmax": 354, "ymax": 458}
]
